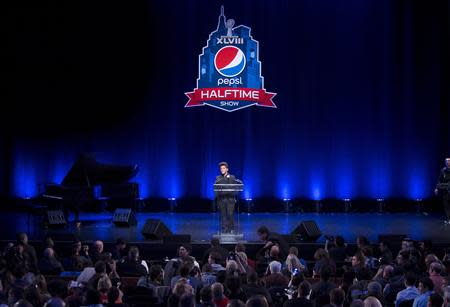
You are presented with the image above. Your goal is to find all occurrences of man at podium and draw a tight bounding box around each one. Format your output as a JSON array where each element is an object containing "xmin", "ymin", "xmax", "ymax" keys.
[{"xmin": 215, "ymin": 162, "xmax": 237, "ymax": 233}]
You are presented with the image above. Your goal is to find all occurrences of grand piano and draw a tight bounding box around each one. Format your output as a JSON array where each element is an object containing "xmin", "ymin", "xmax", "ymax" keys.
[{"xmin": 42, "ymin": 153, "xmax": 139, "ymax": 218}]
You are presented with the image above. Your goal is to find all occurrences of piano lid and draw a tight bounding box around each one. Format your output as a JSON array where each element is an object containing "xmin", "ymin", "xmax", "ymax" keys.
[{"xmin": 61, "ymin": 153, "xmax": 139, "ymax": 187}]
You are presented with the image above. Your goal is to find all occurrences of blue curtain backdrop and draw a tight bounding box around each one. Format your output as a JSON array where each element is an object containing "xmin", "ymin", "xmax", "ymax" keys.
[{"xmin": 4, "ymin": 0, "xmax": 450, "ymax": 201}]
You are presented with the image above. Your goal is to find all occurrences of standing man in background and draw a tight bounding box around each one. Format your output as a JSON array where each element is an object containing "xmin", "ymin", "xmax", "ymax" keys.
[{"xmin": 435, "ymin": 158, "xmax": 450, "ymax": 224}]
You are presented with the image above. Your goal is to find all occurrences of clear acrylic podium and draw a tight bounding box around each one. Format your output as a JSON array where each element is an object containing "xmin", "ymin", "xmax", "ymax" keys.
[{"xmin": 213, "ymin": 183, "xmax": 244, "ymax": 243}]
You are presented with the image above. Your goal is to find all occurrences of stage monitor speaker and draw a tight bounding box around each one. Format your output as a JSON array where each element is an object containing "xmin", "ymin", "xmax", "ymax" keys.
[
  {"xmin": 112, "ymin": 208, "xmax": 137, "ymax": 226},
  {"xmin": 46, "ymin": 210, "xmax": 67, "ymax": 227},
  {"xmin": 141, "ymin": 219, "xmax": 172, "ymax": 240},
  {"xmin": 291, "ymin": 220, "xmax": 322, "ymax": 242}
]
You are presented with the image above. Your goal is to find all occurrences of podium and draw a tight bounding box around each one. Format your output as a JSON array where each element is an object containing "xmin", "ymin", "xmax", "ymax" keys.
[{"xmin": 213, "ymin": 182, "xmax": 244, "ymax": 243}]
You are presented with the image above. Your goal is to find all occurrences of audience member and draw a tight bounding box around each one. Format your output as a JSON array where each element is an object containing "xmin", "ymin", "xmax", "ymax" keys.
[
  {"xmin": 327, "ymin": 236, "xmax": 348, "ymax": 264},
  {"xmin": 212, "ymin": 282, "xmax": 229, "ymax": 307},
  {"xmin": 39, "ymin": 248, "xmax": 64, "ymax": 275},
  {"xmin": 116, "ymin": 246, "xmax": 147, "ymax": 277},
  {"xmin": 242, "ymin": 271, "xmax": 272, "ymax": 304},
  {"xmin": 413, "ymin": 277, "xmax": 434, "ymax": 307},
  {"xmin": 91, "ymin": 240, "xmax": 106, "ymax": 264},
  {"xmin": 264, "ymin": 261, "xmax": 289, "ymax": 288},
  {"xmin": 111, "ymin": 238, "xmax": 127, "ymax": 261},
  {"xmin": 246, "ymin": 295, "xmax": 269, "ymax": 307},
  {"xmin": 283, "ymin": 281, "xmax": 313, "ymax": 307},
  {"xmin": 379, "ymin": 241, "xmax": 393, "ymax": 265},
  {"xmin": 310, "ymin": 265, "xmax": 336, "ymax": 307},
  {"xmin": 198, "ymin": 286, "xmax": 214, "ymax": 307},
  {"xmin": 285, "ymin": 247, "xmax": 307, "ymax": 274},
  {"xmin": 395, "ymin": 273, "xmax": 420, "ymax": 307},
  {"xmin": 202, "ymin": 238, "xmax": 229, "ymax": 265}
]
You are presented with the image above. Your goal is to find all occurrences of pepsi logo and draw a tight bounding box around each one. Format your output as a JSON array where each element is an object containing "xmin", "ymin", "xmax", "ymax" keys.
[{"xmin": 214, "ymin": 46, "xmax": 246, "ymax": 78}]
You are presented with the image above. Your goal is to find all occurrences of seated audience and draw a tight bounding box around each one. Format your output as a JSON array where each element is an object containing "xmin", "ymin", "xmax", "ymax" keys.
[
  {"xmin": 106, "ymin": 286, "xmax": 129, "ymax": 307},
  {"xmin": 363, "ymin": 296, "xmax": 382, "ymax": 307},
  {"xmin": 395, "ymin": 273, "xmax": 420, "ymax": 307},
  {"xmin": 164, "ymin": 244, "xmax": 199, "ymax": 286},
  {"xmin": 170, "ymin": 263, "xmax": 203, "ymax": 293},
  {"xmin": 179, "ymin": 293, "xmax": 196, "ymax": 307},
  {"xmin": 198, "ymin": 286, "xmax": 215, "ymax": 307},
  {"xmin": 97, "ymin": 276, "xmax": 112, "ymax": 304},
  {"xmin": 328, "ymin": 287, "xmax": 345, "ymax": 307},
  {"xmin": 168, "ymin": 278, "xmax": 194, "ymax": 307},
  {"xmin": 351, "ymin": 252, "xmax": 366, "ymax": 275},
  {"xmin": 283, "ymin": 281, "xmax": 313, "ymax": 307},
  {"xmin": 242, "ymin": 271, "xmax": 272, "ymax": 304},
  {"xmin": 285, "ymin": 247, "xmax": 307, "ymax": 274},
  {"xmin": 91, "ymin": 240, "xmax": 107, "ymax": 264},
  {"xmin": 313, "ymin": 248, "xmax": 336, "ymax": 277},
  {"xmin": 201, "ymin": 263, "xmax": 217, "ymax": 286},
  {"xmin": 208, "ymin": 251, "xmax": 226, "ymax": 273},
  {"xmin": 372, "ymin": 264, "xmax": 394, "ymax": 289},
  {"xmin": 356, "ymin": 236, "xmax": 370, "ymax": 253},
  {"xmin": 443, "ymin": 286, "xmax": 450, "ymax": 307},
  {"xmin": 87, "ymin": 261, "xmax": 108, "ymax": 289},
  {"xmin": 413, "ymin": 277, "xmax": 434, "ymax": 307},
  {"xmin": 428, "ymin": 262, "xmax": 444, "ymax": 295},
  {"xmin": 38, "ymin": 247, "xmax": 64, "ymax": 275},
  {"xmin": 111, "ymin": 238, "xmax": 127, "ymax": 261},
  {"xmin": 246, "ymin": 295, "xmax": 269, "ymax": 307},
  {"xmin": 361, "ymin": 246, "xmax": 378, "ymax": 272},
  {"xmin": 310, "ymin": 265, "xmax": 337, "ymax": 307},
  {"xmin": 3, "ymin": 229, "xmax": 450, "ymax": 307},
  {"xmin": 234, "ymin": 243, "xmax": 249, "ymax": 274},
  {"xmin": 264, "ymin": 261, "xmax": 289, "ymax": 289},
  {"xmin": 202, "ymin": 238, "xmax": 229, "ymax": 265},
  {"xmin": 116, "ymin": 246, "xmax": 147, "ymax": 277},
  {"xmin": 225, "ymin": 275, "xmax": 247, "ymax": 302},
  {"xmin": 427, "ymin": 293, "xmax": 443, "ymax": 307},
  {"xmin": 326, "ymin": 236, "xmax": 349, "ymax": 264},
  {"xmin": 137, "ymin": 264, "xmax": 164, "ymax": 289},
  {"xmin": 379, "ymin": 241, "xmax": 393, "ymax": 265},
  {"xmin": 17, "ymin": 233, "xmax": 39, "ymax": 274},
  {"xmin": 212, "ymin": 282, "xmax": 229, "ymax": 307}
]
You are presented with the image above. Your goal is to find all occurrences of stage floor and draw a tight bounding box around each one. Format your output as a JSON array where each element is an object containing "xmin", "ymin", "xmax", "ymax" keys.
[{"xmin": 1, "ymin": 211, "xmax": 449, "ymax": 244}]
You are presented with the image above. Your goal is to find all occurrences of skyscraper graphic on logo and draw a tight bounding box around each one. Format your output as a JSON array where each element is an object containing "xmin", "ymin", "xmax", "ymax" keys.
[{"xmin": 185, "ymin": 6, "xmax": 276, "ymax": 112}]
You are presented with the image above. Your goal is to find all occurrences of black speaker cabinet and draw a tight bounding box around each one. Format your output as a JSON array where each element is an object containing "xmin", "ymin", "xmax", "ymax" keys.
[
  {"xmin": 46, "ymin": 210, "xmax": 67, "ymax": 227},
  {"xmin": 291, "ymin": 220, "xmax": 322, "ymax": 242},
  {"xmin": 112, "ymin": 208, "xmax": 137, "ymax": 226},
  {"xmin": 141, "ymin": 219, "xmax": 172, "ymax": 240}
]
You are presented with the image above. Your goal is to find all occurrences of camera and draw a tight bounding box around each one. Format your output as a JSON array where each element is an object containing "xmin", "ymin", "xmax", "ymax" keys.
[{"xmin": 227, "ymin": 251, "xmax": 236, "ymax": 261}]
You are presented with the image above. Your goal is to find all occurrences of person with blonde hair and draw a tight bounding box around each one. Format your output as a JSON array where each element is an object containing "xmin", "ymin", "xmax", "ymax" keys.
[
  {"xmin": 226, "ymin": 260, "xmax": 239, "ymax": 276},
  {"xmin": 234, "ymin": 243, "xmax": 249, "ymax": 274},
  {"xmin": 363, "ymin": 296, "xmax": 382, "ymax": 307},
  {"xmin": 285, "ymin": 246, "xmax": 307, "ymax": 274},
  {"xmin": 97, "ymin": 275, "xmax": 112, "ymax": 304}
]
